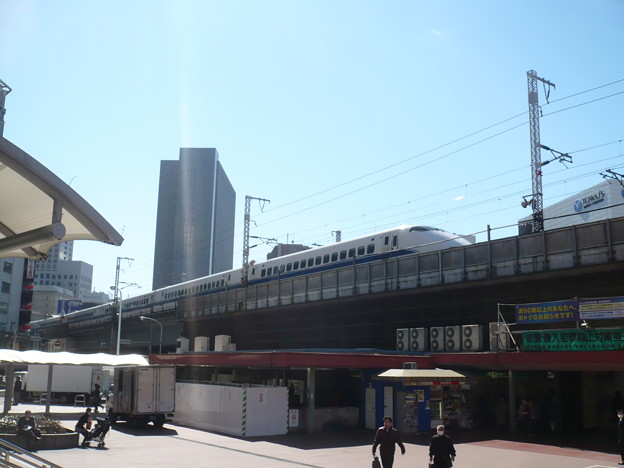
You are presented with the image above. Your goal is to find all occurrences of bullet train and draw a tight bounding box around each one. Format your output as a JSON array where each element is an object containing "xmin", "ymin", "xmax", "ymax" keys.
[{"xmin": 31, "ymin": 225, "xmax": 473, "ymax": 332}]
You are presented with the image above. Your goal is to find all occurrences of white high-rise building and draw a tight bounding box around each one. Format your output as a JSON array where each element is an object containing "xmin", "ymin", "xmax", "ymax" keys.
[
  {"xmin": 33, "ymin": 241, "xmax": 93, "ymax": 300},
  {"xmin": 0, "ymin": 257, "xmax": 25, "ymax": 332}
]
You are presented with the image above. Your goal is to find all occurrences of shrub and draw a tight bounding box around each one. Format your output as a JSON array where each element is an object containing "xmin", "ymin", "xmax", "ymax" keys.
[{"xmin": 0, "ymin": 414, "xmax": 67, "ymax": 434}]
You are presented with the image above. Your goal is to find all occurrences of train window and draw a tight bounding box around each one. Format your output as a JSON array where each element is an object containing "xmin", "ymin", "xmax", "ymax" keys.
[
  {"xmin": 367, "ymin": 244, "xmax": 374, "ymax": 254},
  {"xmin": 279, "ymin": 265, "xmax": 285, "ymax": 273},
  {"xmin": 323, "ymin": 254, "xmax": 330, "ymax": 264},
  {"xmin": 286, "ymin": 263, "xmax": 292, "ymax": 272},
  {"xmin": 393, "ymin": 235, "xmax": 398, "ymax": 247},
  {"xmin": 308, "ymin": 258, "xmax": 314, "ymax": 267},
  {"xmin": 331, "ymin": 252, "xmax": 338, "ymax": 262},
  {"xmin": 293, "ymin": 261, "xmax": 299, "ymax": 270},
  {"xmin": 261, "ymin": 269, "xmax": 266, "ymax": 277},
  {"xmin": 315, "ymin": 256, "xmax": 321, "ymax": 265},
  {"xmin": 252, "ymin": 267, "xmax": 255, "ymax": 275},
  {"xmin": 348, "ymin": 248, "xmax": 355, "ymax": 258},
  {"xmin": 339, "ymin": 250, "xmax": 346, "ymax": 260},
  {"xmin": 384, "ymin": 236, "xmax": 389, "ymax": 245},
  {"xmin": 357, "ymin": 246, "xmax": 365, "ymax": 255},
  {"xmin": 221, "ymin": 280, "xmax": 225, "ymax": 286}
]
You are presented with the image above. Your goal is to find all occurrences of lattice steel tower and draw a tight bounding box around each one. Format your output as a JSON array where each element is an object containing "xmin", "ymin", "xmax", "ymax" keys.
[{"xmin": 526, "ymin": 70, "xmax": 555, "ymax": 232}]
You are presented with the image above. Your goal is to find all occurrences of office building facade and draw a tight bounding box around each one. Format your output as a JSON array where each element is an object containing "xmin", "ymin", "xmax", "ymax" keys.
[
  {"xmin": 33, "ymin": 241, "xmax": 93, "ymax": 300},
  {"xmin": 152, "ymin": 148, "xmax": 236, "ymax": 290}
]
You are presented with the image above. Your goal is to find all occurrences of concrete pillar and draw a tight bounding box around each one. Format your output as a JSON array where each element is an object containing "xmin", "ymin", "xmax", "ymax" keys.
[
  {"xmin": 306, "ymin": 368, "xmax": 316, "ymax": 433},
  {"xmin": 45, "ymin": 364, "xmax": 54, "ymax": 415},
  {"xmin": 508, "ymin": 370, "xmax": 516, "ymax": 432},
  {"xmin": 3, "ymin": 364, "xmax": 14, "ymax": 414}
]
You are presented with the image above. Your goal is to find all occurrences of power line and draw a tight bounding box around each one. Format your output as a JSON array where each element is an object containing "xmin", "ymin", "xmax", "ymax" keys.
[{"xmin": 95, "ymin": 140, "xmax": 623, "ymax": 291}]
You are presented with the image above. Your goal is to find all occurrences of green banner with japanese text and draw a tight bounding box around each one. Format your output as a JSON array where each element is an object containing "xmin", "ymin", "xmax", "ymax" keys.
[{"xmin": 522, "ymin": 329, "xmax": 624, "ymax": 351}]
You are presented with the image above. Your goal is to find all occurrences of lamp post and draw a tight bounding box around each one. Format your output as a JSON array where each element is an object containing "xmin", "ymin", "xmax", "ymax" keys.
[
  {"xmin": 110, "ymin": 282, "xmax": 139, "ymax": 355},
  {"xmin": 140, "ymin": 316, "xmax": 163, "ymax": 354},
  {"xmin": 116, "ymin": 290, "xmax": 123, "ymax": 355}
]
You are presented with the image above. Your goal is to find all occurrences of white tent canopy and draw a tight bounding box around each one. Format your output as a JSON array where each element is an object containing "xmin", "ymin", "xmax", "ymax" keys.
[
  {"xmin": 0, "ymin": 349, "xmax": 149, "ymax": 366},
  {"xmin": 0, "ymin": 137, "xmax": 123, "ymax": 260},
  {"xmin": 1, "ymin": 350, "xmax": 150, "ymax": 414}
]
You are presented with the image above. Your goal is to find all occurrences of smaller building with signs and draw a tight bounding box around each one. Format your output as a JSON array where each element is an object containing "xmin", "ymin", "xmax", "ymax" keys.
[{"xmin": 519, "ymin": 179, "xmax": 624, "ymax": 234}]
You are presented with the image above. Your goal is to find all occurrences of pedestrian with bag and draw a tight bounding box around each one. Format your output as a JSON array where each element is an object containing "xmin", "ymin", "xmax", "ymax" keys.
[
  {"xmin": 372, "ymin": 416, "xmax": 405, "ymax": 468},
  {"xmin": 429, "ymin": 424, "xmax": 456, "ymax": 468}
]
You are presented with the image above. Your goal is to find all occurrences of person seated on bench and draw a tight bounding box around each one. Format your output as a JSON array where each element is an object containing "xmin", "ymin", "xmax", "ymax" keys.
[{"xmin": 17, "ymin": 410, "xmax": 42, "ymax": 452}]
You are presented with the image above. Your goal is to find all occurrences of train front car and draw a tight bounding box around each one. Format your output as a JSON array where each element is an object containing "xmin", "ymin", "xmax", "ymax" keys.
[{"xmin": 399, "ymin": 226, "xmax": 474, "ymax": 253}]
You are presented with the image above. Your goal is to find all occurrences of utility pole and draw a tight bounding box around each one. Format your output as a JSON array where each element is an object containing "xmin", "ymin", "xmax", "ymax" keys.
[
  {"xmin": 110, "ymin": 257, "xmax": 134, "ymax": 354},
  {"xmin": 526, "ymin": 70, "xmax": 555, "ymax": 233},
  {"xmin": 242, "ymin": 196, "xmax": 270, "ymax": 286},
  {"xmin": 113, "ymin": 257, "xmax": 134, "ymax": 302}
]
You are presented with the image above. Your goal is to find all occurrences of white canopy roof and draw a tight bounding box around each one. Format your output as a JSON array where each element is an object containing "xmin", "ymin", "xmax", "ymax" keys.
[
  {"xmin": 0, "ymin": 137, "xmax": 123, "ymax": 260},
  {"xmin": 0, "ymin": 349, "xmax": 148, "ymax": 366},
  {"xmin": 376, "ymin": 369, "xmax": 466, "ymax": 379}
]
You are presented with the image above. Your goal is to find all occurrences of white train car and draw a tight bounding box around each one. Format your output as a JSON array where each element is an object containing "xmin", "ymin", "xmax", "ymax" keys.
[{"xmin": 32, "ymin": 225, "xmax": 473, "ymax": 332}]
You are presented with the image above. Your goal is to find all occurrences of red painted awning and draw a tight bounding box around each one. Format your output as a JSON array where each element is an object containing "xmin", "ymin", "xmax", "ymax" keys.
[
  {"xmin": 149, "ymin": 351, "xmax": 435, "ymax": 370},
  {"xmin": 150, "ymin": 349, "xmax": 624, "ymax": 372}
]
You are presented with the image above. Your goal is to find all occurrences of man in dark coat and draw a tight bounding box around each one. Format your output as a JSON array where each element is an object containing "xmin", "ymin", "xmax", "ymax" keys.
[
  {"xmin": 17, "ymin": 410, "xmax": 42, "ymax": 452},
  {"xmin": 429, "ymin": 424, "xmax": 456, "ymax": 468},
  {"xmin": 372, "ymin": 416, "xmax": 405, "ymax": 468},
  {"xmin": 617, "ymin": 409, "xmax": 624, "ymax": 465},
  {"xmin": 13, "ymin": 376, "xmax": 22, "ymax": 405}
]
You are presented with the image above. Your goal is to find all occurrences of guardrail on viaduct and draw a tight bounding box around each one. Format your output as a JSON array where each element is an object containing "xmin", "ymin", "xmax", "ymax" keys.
[{"xmin": 178, "ymin": 217, "xmax": 624, "ymax": 319}]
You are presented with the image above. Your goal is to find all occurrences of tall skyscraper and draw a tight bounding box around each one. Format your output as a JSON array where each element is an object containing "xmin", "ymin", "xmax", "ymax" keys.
[{"xmin": 152, "ymin": 148, "xmax": 236, "ymax": 290}]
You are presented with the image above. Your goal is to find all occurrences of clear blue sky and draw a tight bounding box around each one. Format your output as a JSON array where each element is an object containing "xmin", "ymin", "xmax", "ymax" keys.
[{"xmin": 1, "ymin": 0, "xmax": 623, "ymax": 297}]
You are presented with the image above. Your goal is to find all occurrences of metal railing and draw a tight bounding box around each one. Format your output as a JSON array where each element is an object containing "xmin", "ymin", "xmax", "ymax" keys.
[{"xmin": 0, "ymin": 438, "xmax": 62, "ymax": 468}]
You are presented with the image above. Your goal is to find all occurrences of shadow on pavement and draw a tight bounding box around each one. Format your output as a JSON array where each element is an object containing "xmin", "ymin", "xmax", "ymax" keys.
[
  {"xmin": 111, "ymin": 423, "xmax": 179, "ymax": 437},
  {"xmin": 245, "ymin": 426, "xmax": 620, "ymax": 455}
]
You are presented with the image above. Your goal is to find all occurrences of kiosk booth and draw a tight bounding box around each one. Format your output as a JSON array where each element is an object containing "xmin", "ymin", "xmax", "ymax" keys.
[{"xmin": 367, "ymin": 369, "xmax": 471, "ymax": 434}]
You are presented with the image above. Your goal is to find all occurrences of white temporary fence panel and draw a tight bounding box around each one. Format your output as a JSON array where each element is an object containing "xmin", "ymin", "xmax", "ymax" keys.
[{"xmin": 174, "ymin": 382, "xmax": 288, "ymax": 437}]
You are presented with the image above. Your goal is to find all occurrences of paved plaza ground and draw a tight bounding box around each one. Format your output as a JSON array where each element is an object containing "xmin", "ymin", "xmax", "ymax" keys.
[{"xmin": 3, "ymin": 402, "xmax": 624, "ymax": 468}]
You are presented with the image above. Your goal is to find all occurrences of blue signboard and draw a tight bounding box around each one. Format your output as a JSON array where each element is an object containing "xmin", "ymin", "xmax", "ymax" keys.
[
  {"xmin": 515, "ymin": 300, "xmax": 579, "ymax": 324},
  {"xmin": 579, "ymin": 297, "xmax": 624, "ymax": 320},
  {"xmin": 57, "ymin": 299, "xmax": 82, "ymax": 315}
]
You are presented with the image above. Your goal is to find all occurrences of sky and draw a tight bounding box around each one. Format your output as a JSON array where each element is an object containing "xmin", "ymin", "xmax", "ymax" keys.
[{"xmin": 1, "ymin": 0, "xmax": 623, "ymax": 299}]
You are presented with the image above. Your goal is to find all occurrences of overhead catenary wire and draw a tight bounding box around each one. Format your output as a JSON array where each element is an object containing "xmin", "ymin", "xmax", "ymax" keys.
[
  {"xmin": 88, "ymin": 78, "xmax": 624, "ymax": 292},
  {"xmin": 91, "ymin": 139, "xmax": 624, "ymax": 292}
]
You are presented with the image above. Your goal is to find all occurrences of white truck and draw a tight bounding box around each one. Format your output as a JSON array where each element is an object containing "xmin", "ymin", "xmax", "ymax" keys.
[
  {"xmin": 108, "ymin": 366, "xmax": 175, "ymax": 428},
  {"xmin": 20, "ymin": 364, "xmax": 110, "ymax": 404}
]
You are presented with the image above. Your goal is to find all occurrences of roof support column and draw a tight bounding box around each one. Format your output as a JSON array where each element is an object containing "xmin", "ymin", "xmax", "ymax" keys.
[
  {"xmin": 45, "ymin": 364, "xmax": 54, "ymax": 415},
  {"xmin": 306, "ymin": 368, "xmax": 316, "ymax": 434},
  {"xmin": 3, "ymin": 364, "xmax": 14, "ymax": 414}
]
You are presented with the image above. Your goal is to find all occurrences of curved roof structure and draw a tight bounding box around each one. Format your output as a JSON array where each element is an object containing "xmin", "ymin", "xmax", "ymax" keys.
[
  {"xmin": 0, "ymin": 137, "xmax": 123, "ymax": 260},
  {"xmin": 0, "ymin": 349, "xmax": 148, "ymax": 366}
]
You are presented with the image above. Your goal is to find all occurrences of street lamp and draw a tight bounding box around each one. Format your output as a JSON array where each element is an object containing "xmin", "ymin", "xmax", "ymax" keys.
[
  {"xmin": 110, "ymin": 282, "xmax": 140, "ymax": 355},
  {"xmin": 140, "ymin": 316, "xmax": 163, "ymax": 354}
]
